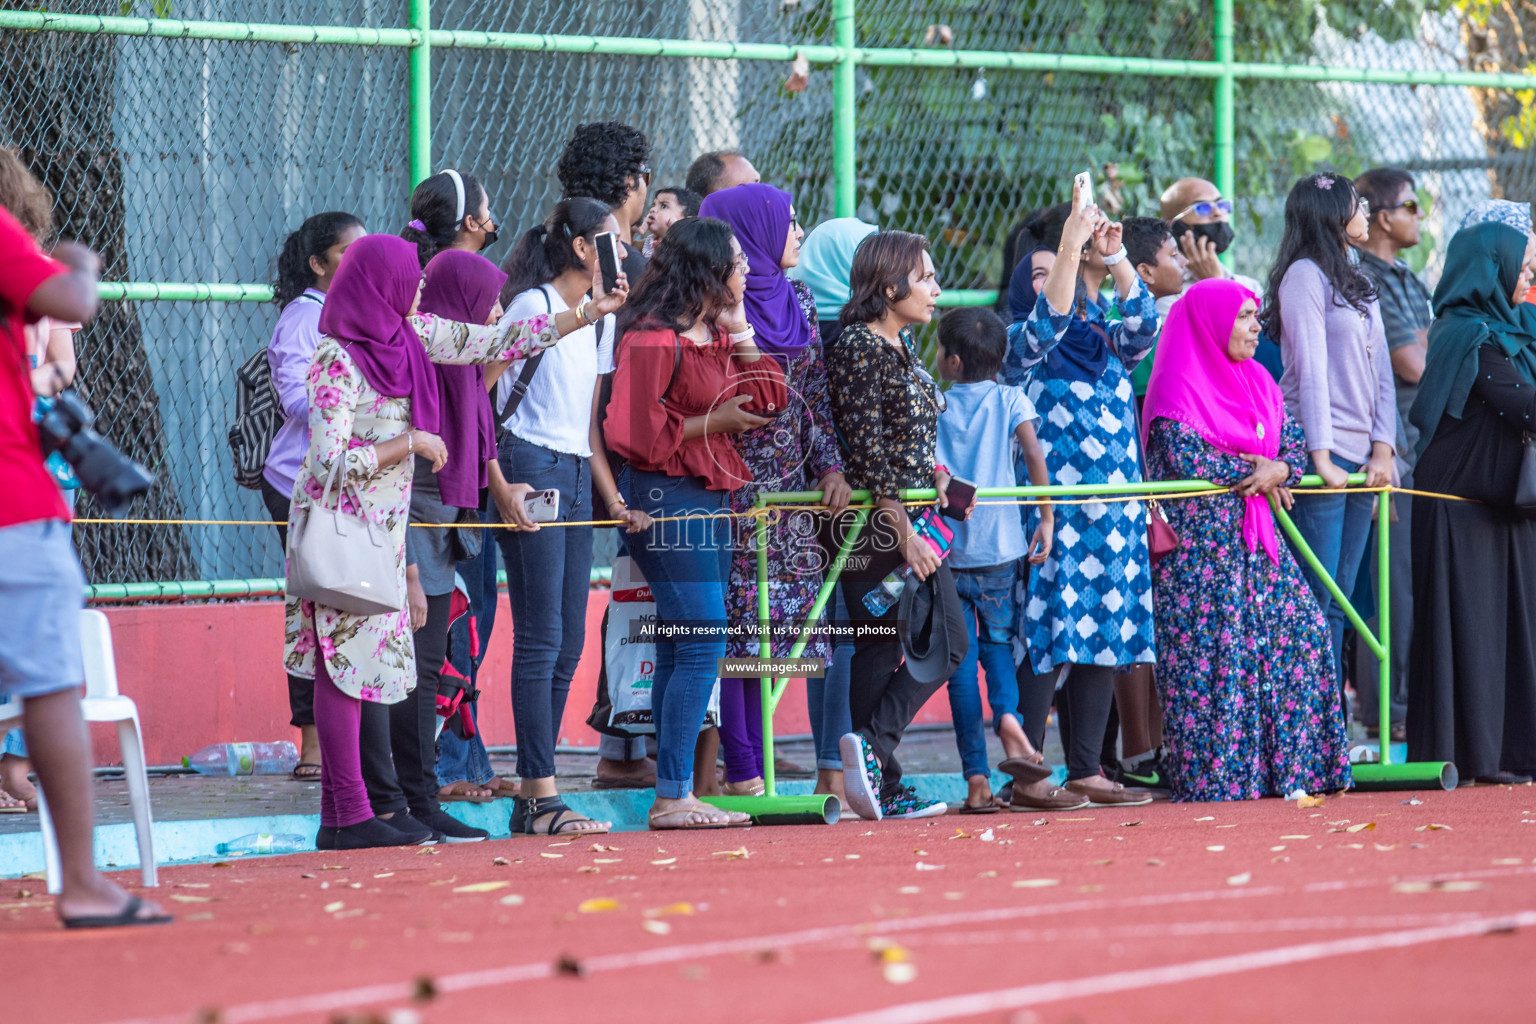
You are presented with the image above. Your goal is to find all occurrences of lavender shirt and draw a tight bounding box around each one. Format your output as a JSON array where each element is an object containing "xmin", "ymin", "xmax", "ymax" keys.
[
  {"xmin": 262, "ymin": 289, "xmax": 325, "ymax": 496},
  {"xmin": 1276, "ymin": 259, "xmax": 1396, "ymax": 465}
]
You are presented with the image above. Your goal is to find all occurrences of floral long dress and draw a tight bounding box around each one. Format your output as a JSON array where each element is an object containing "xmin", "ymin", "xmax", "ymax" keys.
[
  {"xmin": 283, "ymin": 313, "xmax": 556, "ymax": 703},
  {"xmin": 1145, "ymin": 415, "xmax": 1353, "ymax": 801},
  {"xmin": 724, "ymin": 280, "xmax": 842, "ymax": 660},
  {"xmin": 1003, "ymin": 283, "xmax": 1160, "ymax": 673}
]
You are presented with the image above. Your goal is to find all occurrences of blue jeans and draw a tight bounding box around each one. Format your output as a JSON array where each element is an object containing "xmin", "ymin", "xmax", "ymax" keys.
[
  {"xmin": 806, "ymin": 583, "xmax": 853, "ymax": 770},
  {"xmin": 1287, "ymin": 453, "xmax": 1375, "ymax": 686},
  {"xmin": 437, "ymin": 492, "xmax": 499, "ymax": 789},
  {"xmin": 621, "ymin": 468, "xmax": 731, "ymax": 799},
  {"xmin": 497, "ymin": 436, "xmax": 594, "ymax": 781},
  {"xmin": 946, "ymin": 565, "xmax": 1021, "ymax": 779}
]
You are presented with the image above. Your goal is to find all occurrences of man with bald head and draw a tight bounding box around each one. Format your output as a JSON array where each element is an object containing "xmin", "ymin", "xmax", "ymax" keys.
[
  {"xmin": 685, "ymin": 150, "xmax": 761, "ymax": 197},
  {"xmin": 1156, "ymin": 176, "xmax": 1262, "ymax": 315}
]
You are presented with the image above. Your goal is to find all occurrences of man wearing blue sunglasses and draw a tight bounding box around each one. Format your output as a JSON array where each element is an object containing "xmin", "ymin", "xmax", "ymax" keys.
[{"xmin": 1155, "ymin": 177, "xmax": 1263, "ymax": 316}]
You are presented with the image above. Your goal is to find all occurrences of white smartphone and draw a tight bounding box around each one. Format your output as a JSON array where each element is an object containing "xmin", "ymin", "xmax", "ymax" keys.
[
  {"xmin": 1073, "ymin": 170, "xmax": 1093, "ymax": 212},
  {"xmin": 524, "ymin": 488, "xmax": 560, "ymax": 524},
  {"xmin": 594, "ymin": 231, "xmax": 621, "ymax": 294}
]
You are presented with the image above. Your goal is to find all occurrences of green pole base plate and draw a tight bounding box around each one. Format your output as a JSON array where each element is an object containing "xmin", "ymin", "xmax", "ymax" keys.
[
  {"xmin": 1351, "ymin": 761, "xmax": 1458, "ymax": 791},
  {"xmin": 699, "ymin": 794, "xmax": 842, "ymax": 825}
]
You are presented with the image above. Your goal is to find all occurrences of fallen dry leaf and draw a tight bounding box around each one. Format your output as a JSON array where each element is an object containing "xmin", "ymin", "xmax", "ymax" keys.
[
  {"xmin": 978, "ymin": 870, "xmax": 998, "ymax": 878},
  {"xmin": 452, "ymin": 881, "xmax": 510, "ymax": 894},
  {"xmin": 498, "ymin": 894, "xmax": 524, "ymax": 906},
  {"xmin": 1296, "ymin": 795, "xmax": 1325, "ymax": 809},
  {"xmin": 373, "ymin": 873, "xmax": 394, "ymax": 879},
  {"xmin": 175, "ymin": 883, "xmax": 211, "ymax": 889},
  {"xmin": 712, "ymin": 847, "xmax": 750, "ymax": 860},
  {"xmin": 644, "ymin": 902, "xmax": 695, "ymax": 918},
  {"xmin": 1121, "ymin": 821, "xmax": 1142, "ymax": 827},
  {"xmin": 577, "ymin": 898, "xmax": 621, "ymax": 913},
  {"xmin": 650, "ymin": 858, "xmax": 678, "ymax": 866},
  {"xmin": 540, "ymin": 853, "xmax": 563, "ymax": 859},
  {"xmin": 1416, "ymin": 824, "xmax": 1453, "ymax": 831},
  {"xmin": 593, "ymin": 858, "xmax": 622, "ymax": 864},
  {"xmin": 578, "ymin": 867, "xmax": 600, "ymax": 874},
  {"xmin": 323, "ymin": 901, "xmax": 345, "ymax": 913},
  {"xmin": 1206, "ymin": 845, "xmax": 1225, "ymax": 852},
  {"xmin": 898, "ymin": 886, "xmax": 921, "ymax": 894},
  {"xmin": 1281, "ymin": 834, "xmax": 1311, "ymax": 840},
  {"xmin": 845, "ymin": 854, "xmax": 861, "ymax": 860},
  {"xmin": 1227, "ymin": 873, "xmax": 1252, "ymax": 886},
  {"xmin": 641, "ymin": 919, "xmax": 671, "ymax": 935},
  {"xmin": 321, "ymin": 865, "xmax": 346, "ymax": 871},
  {"xmin": 1012, "ymin": 878, "xmax": 1059, "ymax": 888},
  {"xmin": 1195, "ymin": 816, "xmax": 1215, "ymax": 822},
  {"xmin": 1346, "ymin": 822, "xmax": 1376, "ymax": 833},
  {"xmin": 492, "ymin": 857, "xmax": 511, "ymax": 866},
  {"xmin": 1375, "ymin": 844, "xmax": 1398, "ymax": 851},
  {"xmin": 1270, "ymin": 845, "xmax": 1286, "ymax": 851},
  {"xmin": 170, "ymin": 895, "xmax": 215, "ymax": 904},
  {"xmin": 1090, "ymin": 859, "xmax": 1114, "ymax": 866},
  {"xmin": 914, "ymin": 862, "xmax": 945, "ymax": 871}
]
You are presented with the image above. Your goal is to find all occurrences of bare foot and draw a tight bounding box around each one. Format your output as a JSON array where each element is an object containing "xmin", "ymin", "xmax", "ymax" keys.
[
  {"xmin": 56, "ymin": 875, "xmax": 169, "ymax": 925},
  {"xmin": 595, "ymin": 756, "xmax": 656, "ymax": 787},
  {"xmin": 813, "ymin": 768, "xmax": 848, "ymax": 806},
  {"xmin": 962, "ymin": 775, "xmax": 996, "ymax": 811},
  {"xmin": 648, "ymin": 795, "xmax": 748, "ymax": 829},
  {"xmin": 297, "ymin": 724, "xmax": 322, "ymax": 772},
  {"xmin": 0, "ymin": 754, "xmax": 36, "ymax": 806},
  {"xmin": 996, "ymin": 716, "xmax": 1040, "ymax": 763}
]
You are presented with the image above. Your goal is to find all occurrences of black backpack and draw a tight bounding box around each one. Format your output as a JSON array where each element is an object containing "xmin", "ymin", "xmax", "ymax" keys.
[{"xmin": 229, "ymin": 294, "xmax": 320, "ymax": 490}]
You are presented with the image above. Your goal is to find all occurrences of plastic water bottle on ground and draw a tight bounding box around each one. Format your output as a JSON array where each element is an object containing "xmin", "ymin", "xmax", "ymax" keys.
[
  {"xmin": 215, "ymin": 833, "xmax": 308, "ymax": 856},
  {"xmin": 182, "ymin": 741, "xmax": 298, "ymax": 776}
]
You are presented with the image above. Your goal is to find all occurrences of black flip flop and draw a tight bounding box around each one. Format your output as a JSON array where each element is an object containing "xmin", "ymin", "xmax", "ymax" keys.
[
  {"xmin": 62, "ymin": 894, "xmax": 173, "ymax": 930},
  {"xmin": 958, "ymin": 801, "xmax": 1001, "ymax": 815},
  {"xmin": 291, "ymin": 762, "xmax": 321, "ymax": 781},
  {"xmin": 997, "ymin": 757, "xmax": 1052, "ymax": 785}
]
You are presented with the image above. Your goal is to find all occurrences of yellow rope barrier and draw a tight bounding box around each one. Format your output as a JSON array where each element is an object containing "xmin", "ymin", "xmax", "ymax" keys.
[{"xmin": 71, "ymin": 484, "xmax": 1479, "ymax": 529}]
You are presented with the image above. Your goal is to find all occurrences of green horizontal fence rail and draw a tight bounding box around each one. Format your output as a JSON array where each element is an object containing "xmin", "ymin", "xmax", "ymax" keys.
[{"xmin": 730, "ymin": 477, "xmax": 1453, "ymax": 823}]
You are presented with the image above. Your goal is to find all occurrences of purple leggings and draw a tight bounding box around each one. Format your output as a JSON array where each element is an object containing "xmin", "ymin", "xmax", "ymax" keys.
[
  {"xmin": 314, "ymin": 649, "xmax": 373, "ymax": 828},
  {"xmin": 718, "ymin": 678, "xmax": 765, "ymax": 783}
]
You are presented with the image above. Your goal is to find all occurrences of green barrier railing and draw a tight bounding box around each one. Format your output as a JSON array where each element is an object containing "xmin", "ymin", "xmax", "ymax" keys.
[
  {"xmin": 9, "ymin": 1, "xmax": 1536, "ymax": 311},
  {"xmin": 717, "ymin": 475, "xmax": 1452, "ymax": 825}
]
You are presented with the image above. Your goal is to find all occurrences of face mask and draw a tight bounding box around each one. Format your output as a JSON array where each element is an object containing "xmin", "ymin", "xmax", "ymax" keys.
[
  {"xmin": 1173, "ymin": 220, "xmax": 1235, "ymax": 255},
  {"xmin": 477, "ymin": 209, "xmax": 499, "ymax": 251}
]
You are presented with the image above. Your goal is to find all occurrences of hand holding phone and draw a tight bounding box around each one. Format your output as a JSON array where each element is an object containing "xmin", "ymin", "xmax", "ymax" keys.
[
  {"xmin": 939, "ymin": 475, "xmax": 977, "ymax": 521},
  {"xmin": 1073, "ymin": 170, "xmax": 1094, "ymax": 212},
  {"xmin": 524, "ymin": 488, "xmax": 560, "ymax": 524}
]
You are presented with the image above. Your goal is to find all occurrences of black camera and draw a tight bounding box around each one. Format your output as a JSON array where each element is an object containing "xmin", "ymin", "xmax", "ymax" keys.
[{"xmin": 37, "ymin": 390, "xmax": 155, "ymax": 514}]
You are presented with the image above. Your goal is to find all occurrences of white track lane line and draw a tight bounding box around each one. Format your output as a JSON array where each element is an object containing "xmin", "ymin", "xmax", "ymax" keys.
[
  {"xmin": 103, "ymin": 864, "xmax": 1536, "ymax": 1024},
  {"xmin": 795, "ymin": 911, "xmax": 1536, "ymax": 1024}
]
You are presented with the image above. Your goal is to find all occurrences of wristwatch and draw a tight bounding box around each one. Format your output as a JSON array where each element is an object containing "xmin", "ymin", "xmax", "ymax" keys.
[{"xmin": 1101, "ymin": 246, "xmax": 1130, "ymax": 266}]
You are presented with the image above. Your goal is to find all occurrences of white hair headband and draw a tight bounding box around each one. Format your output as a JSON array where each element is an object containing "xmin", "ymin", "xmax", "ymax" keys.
[{"xmin": 441, "ymin": 168, "xmax": 466, "ymax": 224}]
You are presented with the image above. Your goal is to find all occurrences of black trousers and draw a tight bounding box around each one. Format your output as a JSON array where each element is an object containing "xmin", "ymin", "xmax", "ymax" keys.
[
  {"xmin": 392, "ymin": 592, "xmax": 452, "ymax": 816},
  {"xmin": 361, "ymin": 699, "xmax": 404, "ymax": 816},
  {"xmin": 831, "ymin": 509, "xmax": 948, "ymax": 801},
  {"xmin": 1021, "ymin": 663, "xmax": 1116, "ymax": 781},
  {"xmin": 260, "ymin": 476, "xmax": 314, "ymax": 729}
]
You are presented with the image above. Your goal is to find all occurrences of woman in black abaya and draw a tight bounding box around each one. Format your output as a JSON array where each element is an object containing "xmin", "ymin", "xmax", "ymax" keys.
[{"xmin": 1407, "ymin": 218, "xmax": 1536, "ymax": 785}]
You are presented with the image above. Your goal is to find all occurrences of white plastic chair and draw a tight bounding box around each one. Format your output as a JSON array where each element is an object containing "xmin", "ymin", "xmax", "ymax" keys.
[{"xmin": 0, "ymin": 609, "xmax": 158, "ymax": 892}]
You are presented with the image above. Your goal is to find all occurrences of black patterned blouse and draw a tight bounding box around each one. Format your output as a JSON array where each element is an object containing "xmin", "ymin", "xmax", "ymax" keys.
[{"xmin": 825, "ymin": 321, "xmax": 940, "ymax": 501}]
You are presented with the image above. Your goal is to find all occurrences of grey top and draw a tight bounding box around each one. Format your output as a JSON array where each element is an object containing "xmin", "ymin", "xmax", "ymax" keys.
[
  {"xmin": 1276, "ymin": 258, "xmax": 1396, "ymax": 464},
  {"xmin": 405, "ymin": 455, "xmax": 458, "ymax": 597}
]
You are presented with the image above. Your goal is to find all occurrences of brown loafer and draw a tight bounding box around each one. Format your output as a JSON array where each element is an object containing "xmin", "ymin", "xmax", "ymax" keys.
[
  {"xmin": 1009, "ymin": 786, "xmax": 1090, "ymax": 811},
  {"xmin": 1064, "ymin": 779, "xmax": 1153, "ymax": 807}
]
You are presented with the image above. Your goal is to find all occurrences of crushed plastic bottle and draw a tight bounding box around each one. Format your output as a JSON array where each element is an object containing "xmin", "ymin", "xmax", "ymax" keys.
[
  {"xmin": 215, "ymin": 833, "xmax": 308, "ymax": 856},
  {"xmin": 182, "ymin": 741, "xmax": 298, "ymax": 777}
]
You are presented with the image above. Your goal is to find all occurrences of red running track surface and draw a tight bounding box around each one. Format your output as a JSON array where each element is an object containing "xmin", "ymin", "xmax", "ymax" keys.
[{"xmin": 4, "ymin": 786, "xmax": 1534, "ymax": 1024}]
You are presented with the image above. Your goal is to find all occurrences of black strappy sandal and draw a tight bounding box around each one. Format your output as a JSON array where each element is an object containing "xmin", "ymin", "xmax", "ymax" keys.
[
  {"xmin": 62, "ymin": 894, "xmax": 174, "ymax": 930},
  {"xmin": 509, "ymin": 794, "xmax": 611, "ymax": 836}
]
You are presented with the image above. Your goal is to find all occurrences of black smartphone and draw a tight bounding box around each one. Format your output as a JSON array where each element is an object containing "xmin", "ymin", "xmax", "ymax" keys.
[
  {"xmin": 595, "ymin": 231, "xmax": 620, "ymax": 294},
  {"xmin": 940, "ymin": 475, "xmax": 976, "ymax": 521}
]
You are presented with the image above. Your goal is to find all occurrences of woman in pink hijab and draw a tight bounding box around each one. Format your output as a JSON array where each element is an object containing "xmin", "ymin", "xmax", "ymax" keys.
[{"xmin": 1142, "ymin": 278, "xmax": 1351, "ymax": 801}]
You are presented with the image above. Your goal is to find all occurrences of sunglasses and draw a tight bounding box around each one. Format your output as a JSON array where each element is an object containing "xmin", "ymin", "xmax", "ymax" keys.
[
  {"xmin": 1377, "ymin": 199, "xmax": 1422, "ymax": 215},
  {"xmin": 911, "ymin": 363, "xmax": 946, "ymax": 414},
  {"xmin": 1173, "ymin": 198, "xmax": 1234, "ymax": 221}
]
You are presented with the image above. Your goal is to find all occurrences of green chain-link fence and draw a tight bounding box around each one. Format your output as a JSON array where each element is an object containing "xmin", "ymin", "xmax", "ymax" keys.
[{"xmin": 3, "ymin": 0, "xmax": 1536, "ymax": 587}]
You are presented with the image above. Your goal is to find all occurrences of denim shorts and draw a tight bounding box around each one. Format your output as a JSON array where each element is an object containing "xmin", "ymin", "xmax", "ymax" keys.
[{"xmin": 0, "ymin": 520, "xmax": 86, "ymax": 698}]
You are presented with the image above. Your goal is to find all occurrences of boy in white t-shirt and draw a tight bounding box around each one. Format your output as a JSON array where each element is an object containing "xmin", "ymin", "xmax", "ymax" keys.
[{"xmin": 934, "ymin": 308, "xmax": 1054, "ymax": 813}]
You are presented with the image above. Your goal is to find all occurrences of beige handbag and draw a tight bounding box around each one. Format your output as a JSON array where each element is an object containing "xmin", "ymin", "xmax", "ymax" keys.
[{"xmin": 285, "ymin": 459, "xmax": 403, "ymax": 616}]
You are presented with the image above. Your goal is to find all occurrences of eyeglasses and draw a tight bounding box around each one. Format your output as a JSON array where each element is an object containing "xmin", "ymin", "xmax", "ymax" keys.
[
  {"xmin": 1173, "ymin": 198, "xmax": 1234, "ymax": 221},
  {"xmin": 911, "ymin": 363, "xmax": 946, "ymax": 414},
  {"xmin": 1356, "ymin": 197, "xmax": 1371, "ymax": 218},
  {"xmin": 1377, "ymin": 199, "xmax": 1422, "ymax": 215},
  {"xmin": 637, "ymin": 164, "xmax": 652, "ymax": 189},
  {"xmin": 729, "ymin": 253, "xmax": 750, "ymax": 274}
]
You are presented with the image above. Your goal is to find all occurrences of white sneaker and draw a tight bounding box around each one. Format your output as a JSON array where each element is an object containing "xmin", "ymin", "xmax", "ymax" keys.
[{"xmin": 839, "ymin": 733, "xmax": 883, "ymax": 821}]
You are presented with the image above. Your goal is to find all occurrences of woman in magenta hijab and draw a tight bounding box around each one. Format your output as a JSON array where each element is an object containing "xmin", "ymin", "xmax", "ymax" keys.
[
  {"xmin": 283, "ymin": 233, "xmax": 626, "ymax": 851},
  {"xmin": 1142, "ymin": 278, "xmax": 1351, "ymax": 801},
  {"xmin": 697, "ymin": 184, "xmax": 850, "ymax": 799}
]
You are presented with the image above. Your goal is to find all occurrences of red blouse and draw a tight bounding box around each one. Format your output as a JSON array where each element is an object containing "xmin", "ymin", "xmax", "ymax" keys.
[{"xmin": 605, "ymin": 325, "xmax": 787, "ymax": 491}]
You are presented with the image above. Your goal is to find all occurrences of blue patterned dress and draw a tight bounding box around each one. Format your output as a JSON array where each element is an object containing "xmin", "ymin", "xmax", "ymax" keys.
[
  {"xmin": 1145, "ymin": 416, "xmax": 1353, "ymax": 801},
  {"xmin": 1003, "ymin": 283, "xmax": 1159, "ymax": 673}
]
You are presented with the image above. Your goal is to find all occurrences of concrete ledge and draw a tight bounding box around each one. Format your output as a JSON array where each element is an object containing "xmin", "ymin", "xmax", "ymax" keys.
[{"xmin": 0, "ymin": 769, "xmax": 1063, "ymax": 878}]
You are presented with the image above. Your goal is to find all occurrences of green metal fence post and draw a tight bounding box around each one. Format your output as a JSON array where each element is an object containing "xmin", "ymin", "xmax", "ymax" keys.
[
  {"xmin": 407, "ymin": 0, "xmax": 433, "ymax": 186},
  {"xmin": 1376, "ymin": 490, "xmax": 1392, "ymax": 766},
  {"xmin": 833, "ymin": 0, "xmax": 856, "ymax": 217},
  {"xmin": 1212, "ymin": 0, "xmax": 1234, "ymax": 203}
]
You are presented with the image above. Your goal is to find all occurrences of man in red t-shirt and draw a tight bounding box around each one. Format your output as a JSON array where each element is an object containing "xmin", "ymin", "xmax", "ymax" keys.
[{"xmin": 0, "ymin": 204, "xmax": 170, "ymax": 928}]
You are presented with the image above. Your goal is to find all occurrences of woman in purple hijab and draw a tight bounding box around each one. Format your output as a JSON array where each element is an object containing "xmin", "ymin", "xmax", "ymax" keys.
[
  {"xmin": 284, "ymin": 233, "xmax": 627, "ymax": 851},
  {"xmin": 697, "ymin": 185, "xmax": 851, "ymax": 799}
]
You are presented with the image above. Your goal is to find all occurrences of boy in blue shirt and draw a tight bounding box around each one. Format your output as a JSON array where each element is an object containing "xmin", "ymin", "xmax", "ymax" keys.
[{"xmin": 934, "ymin": 308, "xmax": 1055, "ymax": 813}]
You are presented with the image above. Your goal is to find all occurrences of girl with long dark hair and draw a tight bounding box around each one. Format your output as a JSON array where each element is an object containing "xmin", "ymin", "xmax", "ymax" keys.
[
  {"xmin": 262, "ymin": 210, "xmax": 366, "ymax": 780},
  {"xmin": 604, "ymin": 217, "xmax": 787, "ymax": 830},
  {"xmin": 401, "ymin": 169, "xmax": 499, "ymax": 267},
  {"xmin": 492, "ymin": 198, "xmax": 648, "ymax": 836},
  {"xmin": 1262, "ymin": 173, "xmax": 1394, "ymax": 688}
]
